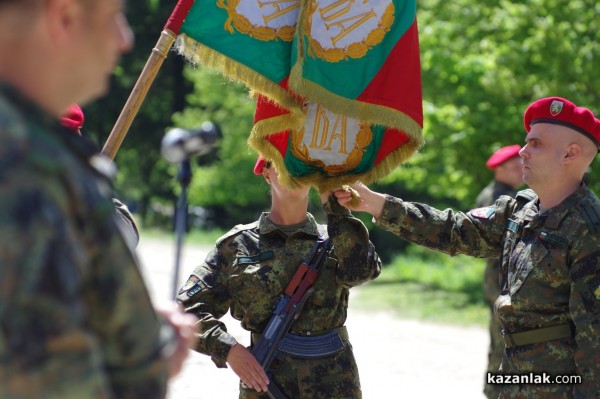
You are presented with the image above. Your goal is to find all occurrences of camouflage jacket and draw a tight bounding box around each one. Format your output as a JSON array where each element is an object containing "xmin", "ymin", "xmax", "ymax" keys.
[
  {"xmin": 178, "ymin": 200, "xmax": 381, "ymax": 397},
  {"xmin": 376, "ymin": 187, "xmax": 600, "ymax": 397},
  {"xmin": 0, "ymin": 85, "xmax": 169, "ymax": 399},
  {"xmin": 476, "ymin": 180, "xmax": 518, "ymax": 304}
]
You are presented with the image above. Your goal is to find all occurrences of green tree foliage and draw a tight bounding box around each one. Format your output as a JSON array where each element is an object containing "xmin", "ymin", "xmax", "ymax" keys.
[
  {"xmin": 391, "ymin": 0, "xmax": 600, "ymax": 207},
  {"xmin": 172, "ymin": 68, "xmax": 269, "ymax": 227}
]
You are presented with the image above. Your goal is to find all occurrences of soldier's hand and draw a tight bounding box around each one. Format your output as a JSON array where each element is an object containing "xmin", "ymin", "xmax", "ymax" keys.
[
  {"xmin": 332, "ymin": 182, "xmax": 386, "ymax": 218},
  {"xmin": 155, "ymin": 302, "xmax": 198, "ymax": 378},
  {"xmin": 227, "ymin": 343, "xmax": 270, "ymax": 392}
]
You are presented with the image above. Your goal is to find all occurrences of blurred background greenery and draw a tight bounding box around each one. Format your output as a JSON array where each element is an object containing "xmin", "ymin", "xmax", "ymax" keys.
[{"xmin": 83, "ymin": 0, "xmax": 599, "ymax": 324}]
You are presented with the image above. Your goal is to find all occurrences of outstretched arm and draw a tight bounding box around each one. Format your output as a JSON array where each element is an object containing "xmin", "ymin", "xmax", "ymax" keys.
[{"xmin": 331, "ymin": 182, "xmax": 387, "ymax": 219}]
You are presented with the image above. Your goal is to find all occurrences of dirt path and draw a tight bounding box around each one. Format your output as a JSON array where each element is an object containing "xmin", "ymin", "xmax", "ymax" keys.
[{"xmin": 137, "ymin": 237, "xmax": 488, "ymax": 399}]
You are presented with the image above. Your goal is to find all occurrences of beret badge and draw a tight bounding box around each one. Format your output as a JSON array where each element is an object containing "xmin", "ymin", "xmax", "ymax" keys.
[{"xmin": 550, "ymin": 100, "xmax": 563, "ymax": 116}]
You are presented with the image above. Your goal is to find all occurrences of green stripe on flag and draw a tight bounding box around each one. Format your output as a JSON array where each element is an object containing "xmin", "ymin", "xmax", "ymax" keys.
[
  {"xmin": 180, "ymin": 1, "xmax": 292, "ymax": 85},
  {"xmin": 291, "ymin": 0, "xmax": 416, "ymax": 99}
]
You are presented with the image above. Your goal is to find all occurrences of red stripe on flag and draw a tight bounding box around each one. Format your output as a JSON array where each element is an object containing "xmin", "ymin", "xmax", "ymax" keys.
[
  {"xmin": 374, "ymin": 128, "xmax": 411, "ymax": 165},
  {"xmin": 254, "ymin": 94, "xmax": 289, "ymax": 123},
  {"xmin": 357, "ymin": 21, "xmax": 423, "ymax": 127},
  {"xmin": 267, "ymin": 131, "xmax": 289, "ymax": 157}
]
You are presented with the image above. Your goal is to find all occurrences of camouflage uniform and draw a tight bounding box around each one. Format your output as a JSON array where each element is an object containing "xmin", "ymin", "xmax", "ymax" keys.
[
  {"xmin": 376, "ymin": 187, "xmax": 600, "ymax": 398},
  {"xmin": 177, "ymin": 199, "xmax": 381, "ymax": 398},
  {"xmin": 475, "ymin": 181, "xmax": 518, "ymax": 399},
  {"xmin": 0, "ymin": 84, "xmax": 170, "ymax": 399}
]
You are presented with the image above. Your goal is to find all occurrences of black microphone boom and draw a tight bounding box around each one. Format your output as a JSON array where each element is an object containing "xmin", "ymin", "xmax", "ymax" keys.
[{"xmin": 161, "ymin": 121, "xmax": 221, "ymax": 163}]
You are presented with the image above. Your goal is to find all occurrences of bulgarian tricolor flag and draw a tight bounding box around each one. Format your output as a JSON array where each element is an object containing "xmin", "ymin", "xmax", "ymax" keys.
[{"xmin": 176, "ymin": 0, "xmax": 423, "ymax": 190}]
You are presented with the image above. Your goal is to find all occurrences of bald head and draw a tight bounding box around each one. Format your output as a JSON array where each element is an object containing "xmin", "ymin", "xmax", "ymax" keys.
[{"xmin": 554, "ymin": 125, "xmax": 597, "ymax": 171}]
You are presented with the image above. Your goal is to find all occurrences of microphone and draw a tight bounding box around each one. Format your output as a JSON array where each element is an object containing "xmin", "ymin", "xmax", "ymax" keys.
[{"xmin": 161, "ymin": 121, "xmax": 220, "ymax": 163}]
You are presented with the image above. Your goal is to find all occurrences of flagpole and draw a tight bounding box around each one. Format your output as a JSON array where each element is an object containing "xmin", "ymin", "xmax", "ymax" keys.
[{"xmin": 102, "ymin": 0, "xmax": 196, "ymax": 160}]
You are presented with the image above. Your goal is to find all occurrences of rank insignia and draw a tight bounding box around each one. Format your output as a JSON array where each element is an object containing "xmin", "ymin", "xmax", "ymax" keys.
[{"xmin": 469, "ymin": 207, "xmax": 495, "ymax": 219}]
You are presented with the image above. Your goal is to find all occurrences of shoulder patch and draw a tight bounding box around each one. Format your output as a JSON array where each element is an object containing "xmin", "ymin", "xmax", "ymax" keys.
[
  {"xmin": 515, "ymin": 189, "xmax": 536, "ymax": 203},
  {"xmin": 178, "ymin": 275, "xmax": 203, "ymax": 298},
  {"xmin": 469, "ymin": 206, "xmax": 495, "ymax": 219},
  {"xmin": 595, "ymin": 286, "xmax": 600, "ymax": 301},
  {"xmin": 216, "ymin": 221, "xmax": 259, "ymax": 245}
]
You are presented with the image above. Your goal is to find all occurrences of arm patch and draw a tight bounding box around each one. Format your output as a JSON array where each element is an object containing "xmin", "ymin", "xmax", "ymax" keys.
[{"xmin": 469, "ymin": 206, "xmax": 495, "ymax": 219}]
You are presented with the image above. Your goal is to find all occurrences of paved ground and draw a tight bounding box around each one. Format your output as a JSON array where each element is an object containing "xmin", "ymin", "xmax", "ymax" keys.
[{"xmin": 137, "ymin": 236, "xmax": 488, "ymax": 399}]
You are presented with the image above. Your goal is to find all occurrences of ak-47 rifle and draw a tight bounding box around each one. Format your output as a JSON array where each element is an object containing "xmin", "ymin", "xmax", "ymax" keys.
[{"xmin": 252, "ymin": 236, "xmax": 334, "ymax": 399}]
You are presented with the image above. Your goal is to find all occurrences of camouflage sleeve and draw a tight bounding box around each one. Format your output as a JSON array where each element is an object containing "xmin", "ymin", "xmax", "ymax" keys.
[
  {"xmin": 375, "ymin": 194, "xmax": 508, "ymax": 258},
  {"xmin": 323, "ymin": 197, "xmax": 382, "ymax": 287},
  {"xmin": 568, "ymin": 249, "xmax": 600, "ymax": 395},
  {"xmin": 177, "ymin": 246, "xmax": 237, "ymax": 368},
  {"xmin": 0, "ymin": 181, "xmax": 168, "ymax": 399}
]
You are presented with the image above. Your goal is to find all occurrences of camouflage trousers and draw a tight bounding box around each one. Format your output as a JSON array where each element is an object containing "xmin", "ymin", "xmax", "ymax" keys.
[
  {"xmin": 239, "ymin": 342, "xmax": 361, "ymax": 399},
  {"xmin": 484, "ymin": 308, "xmax": 504, "ymax": 399},
  {"xmin": 498, "ymin": 338, "xmax": 579, "ymax": 399},
  {"xmin": 483, "ymin": 262, "xmax": 503, "ymax": 399}
]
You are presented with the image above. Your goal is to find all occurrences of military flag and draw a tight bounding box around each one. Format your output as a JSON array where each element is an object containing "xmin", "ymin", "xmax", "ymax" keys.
[{"xmin": 176, "ymin": 0, "xmax": 423, "ymax": 190}]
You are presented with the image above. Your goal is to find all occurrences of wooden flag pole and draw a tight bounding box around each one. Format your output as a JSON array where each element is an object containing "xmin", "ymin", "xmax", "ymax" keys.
[{"xmin": 102, "ymin": 0, "xmax": 195, "ymax": 159}]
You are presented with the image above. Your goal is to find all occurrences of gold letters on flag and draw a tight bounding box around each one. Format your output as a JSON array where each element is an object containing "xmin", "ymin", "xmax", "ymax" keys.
[{"xmin": 177, "ymin": 0, "xmax": 423, "ymax": 190}]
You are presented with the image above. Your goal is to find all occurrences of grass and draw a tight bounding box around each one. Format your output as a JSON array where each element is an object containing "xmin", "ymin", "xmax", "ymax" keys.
[{"xmin": 353, "ymin": 245, "xmax": 489, "ymax": 327}]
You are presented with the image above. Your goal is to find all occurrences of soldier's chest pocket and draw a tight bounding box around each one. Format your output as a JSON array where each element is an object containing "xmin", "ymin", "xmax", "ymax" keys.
[
  {"xmin": 508, "ymin": 236, "xmax": 550, "ymax": 296},
  {"xmin": 232, "ymin": 251, "xmax": 280, "ymax": 298},
  {"xmin": 308, "ymin": 256, "xmax": 340, "ymax": 307}
]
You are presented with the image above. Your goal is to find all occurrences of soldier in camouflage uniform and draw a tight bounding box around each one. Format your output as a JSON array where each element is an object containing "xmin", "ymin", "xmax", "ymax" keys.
[
  {"xmin": 334, "ymin": 97, "xmax": 600, "ymax": 398},
  {"xmin": 475, "ymin": 144, "xmax": 523, "ymax": 399},
  {"xmin": 0, "ymin": 1, "xmax": 196, "ymax": 398},
  {"xmin": 177, "ymin": 156, "xmax": 382, "ymax": 398}
]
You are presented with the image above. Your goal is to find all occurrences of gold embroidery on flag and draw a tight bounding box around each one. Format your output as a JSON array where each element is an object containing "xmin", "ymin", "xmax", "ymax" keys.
[
  {"xmin": 304, "ymin": 0, "xmax": 394, "ymax": 62},
  {"xmin": 290, "ymin": 104, "xmax": 372, "ymax": 175},
  {"xmin": 218, "ymin": 0, "xmax": 299, "ymax": 42}
]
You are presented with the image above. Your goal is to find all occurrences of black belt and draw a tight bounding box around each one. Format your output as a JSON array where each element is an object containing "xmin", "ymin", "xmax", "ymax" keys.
[
  {"xmin": 252, "ymin": 326, "xmax": 347, "ymax": 359},
  {"xmin": 502, "ymin": 323, "xmax": 573, "ymax": 348}
]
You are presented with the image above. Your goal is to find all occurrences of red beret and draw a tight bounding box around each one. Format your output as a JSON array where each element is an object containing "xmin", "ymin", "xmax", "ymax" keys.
[
  {"xmin": 523, "ymin": 97, "xmax": 600, "ymax": 150},
  {"xmin": 60, "ymin": 104, "xmax": 84, "ymax": 134},
  {"xmin": 253, "ymin": 155, "xmax": 266, "ymax": 175},
  {"xmin": 486, "ymin": 144, "xmax": 521, "ymax": 170}
]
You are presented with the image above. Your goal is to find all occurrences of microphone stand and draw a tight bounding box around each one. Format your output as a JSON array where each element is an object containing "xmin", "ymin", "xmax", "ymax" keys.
[{"xmin": 171, "ymin": 159, "xmax": 192, "ymax": 299}]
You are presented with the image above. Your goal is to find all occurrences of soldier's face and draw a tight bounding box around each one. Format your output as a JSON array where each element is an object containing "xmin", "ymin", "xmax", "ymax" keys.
[
  {"xmin": 66, "ymin": 0, "xmax": 133, "ymax": 104},
  {"xmin": 520, "ymin": 124, "xmax": 567, "ymax": 188}
]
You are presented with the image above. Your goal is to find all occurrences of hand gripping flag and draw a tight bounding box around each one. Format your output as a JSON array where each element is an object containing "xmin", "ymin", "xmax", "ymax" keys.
[{"xmin": 176, "ymin": 0, "xmax": 423, "ymax": 191}]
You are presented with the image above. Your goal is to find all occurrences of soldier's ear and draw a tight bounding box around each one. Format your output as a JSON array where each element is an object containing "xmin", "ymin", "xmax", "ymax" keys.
[
  {"xmin": 564, "ymin": 143, "xmax": 581, "ymax": 164},
  {"xmin": 45, "ymin": 0, "xmax": 79, "ymax": 43}
]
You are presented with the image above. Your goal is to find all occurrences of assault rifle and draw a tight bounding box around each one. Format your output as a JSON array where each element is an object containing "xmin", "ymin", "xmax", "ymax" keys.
[{"xmin": 252, "ymin": 236, "xmax": 334, "ymax": 399}]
